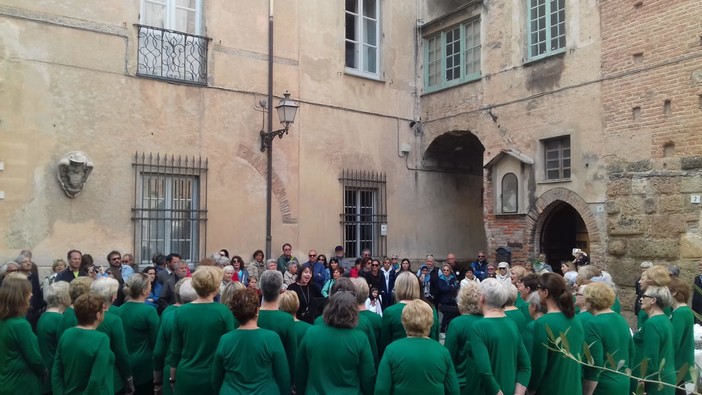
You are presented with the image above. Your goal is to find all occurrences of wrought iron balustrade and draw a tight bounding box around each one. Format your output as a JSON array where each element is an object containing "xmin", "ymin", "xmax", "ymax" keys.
[{"xmin": 136, "ymin": 24, "xmax": 209, "ymax": 85}]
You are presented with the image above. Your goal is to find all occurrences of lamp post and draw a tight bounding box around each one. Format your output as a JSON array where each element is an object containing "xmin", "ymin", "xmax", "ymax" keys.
[{"xmin": 260, "ymin": 91, "xmax": 299, "ymax": 260}]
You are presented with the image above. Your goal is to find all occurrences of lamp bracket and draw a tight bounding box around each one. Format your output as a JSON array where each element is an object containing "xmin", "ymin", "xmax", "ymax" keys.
[{"xmin": 260, "ymin": 127, "xmax": 290, "ymax": 152}]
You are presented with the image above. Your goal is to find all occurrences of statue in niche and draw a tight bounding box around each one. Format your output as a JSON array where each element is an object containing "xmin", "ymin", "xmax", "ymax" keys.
[{"xmin": 57, "ymin": 151, "xmax": 94, "ymax": 198}]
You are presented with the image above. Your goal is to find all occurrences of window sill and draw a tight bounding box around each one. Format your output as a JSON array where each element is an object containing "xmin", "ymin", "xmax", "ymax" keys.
[
  {"xmin": 494, "ymin": 212, "xmax": 527, "ymax": 217},
  {"xmin": 422, "ymin": 75, "xmax": 481, "ymax": 96},
  {"xmin": 537, "ymin": 178, "xmax": 571, "ymax": 185},
  {"xmin": 524, "ymin": 49, "xmax": 566, "ymax": 66},
  {"xmin": 344, "ymin": 68, "xmax": 384, "ymax": 82}
]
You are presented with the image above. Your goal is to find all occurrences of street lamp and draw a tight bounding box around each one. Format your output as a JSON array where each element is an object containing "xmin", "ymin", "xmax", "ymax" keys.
[
  {"xmin": 260, "ymin": 91, "xmax": 299, "ymax": 152},
  {"xmin": 260, "ymin": 90, "xmax": 299, "ymax": 262}
]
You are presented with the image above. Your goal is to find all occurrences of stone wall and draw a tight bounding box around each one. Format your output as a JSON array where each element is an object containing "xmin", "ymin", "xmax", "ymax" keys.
[{"xmin": 605, "ymin": 157, "xmax": 702, "ymax": 305}]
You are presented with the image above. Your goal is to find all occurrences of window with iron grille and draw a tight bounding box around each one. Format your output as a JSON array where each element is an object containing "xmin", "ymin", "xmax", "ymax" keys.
[
  {"xmin": 543, "ymin": 136, "xmax": 570, "ymax": 180},
  {"xmin": 424, "ymin": 17, "xmax": 481, "ymax": 93},
  {"xmin": 137, "ymin": 0, "xmax": 208, "ymax": 84},
  {"xmin": 345, "ymin": 0, "xmax": 381, "ymax": 78},
  {"xmin": 527, "ymin": 0, "xmax": 566, "ymax": 60},
  {"xmin": 340, "ymin": 170, "xmax": 387, "ymax": 258},
  {"xmin": 132, "ymin": 153, "xmax": 208, "ymax": 264}
]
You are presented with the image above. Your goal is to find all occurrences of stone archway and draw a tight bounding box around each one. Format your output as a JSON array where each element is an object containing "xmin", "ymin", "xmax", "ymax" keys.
[{"xmin": 526, "ymin": 187, "xmax": 601, "ymax": 265}]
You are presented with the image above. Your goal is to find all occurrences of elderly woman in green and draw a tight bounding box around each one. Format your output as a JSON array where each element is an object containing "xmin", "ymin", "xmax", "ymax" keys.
[
  {"xmin": 632, "ymin": 285, "xmax": 676, "ymax": 395},
  {"xmin": 0, "ymin": 277, "xmax": 46, "ymax": 395},
  {"xmin": 36, "ymin": 281, "xmax": 70, "ymax": 394},
  {"xmin": 119, "ymin": 273, "xmax": 159, "ymax": 394}
]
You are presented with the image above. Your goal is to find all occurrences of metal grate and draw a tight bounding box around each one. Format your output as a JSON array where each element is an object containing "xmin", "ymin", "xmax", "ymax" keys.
[
  {"xmin": 135, "ymin": 24, "xmax": 209, "ymax": 85},
  {"xmin": 132, "ymin": 153, "xmax": 208, "ymax": 264},
  {"xmin": 339, "ymin": 169, "xmax": 387, "ymax": 258}
]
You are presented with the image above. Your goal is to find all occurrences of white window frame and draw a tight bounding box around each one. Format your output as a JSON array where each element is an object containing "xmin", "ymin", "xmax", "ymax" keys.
[
  {"xmin": 501, "ymin": 172, "xmax": 519, "ymax": 214},
  {"xmin": 141, "ymin": 0, "xmax": 203, "ymax": 34},
  {"xmin": 345, "ymin": 0, "xmax": 381, "ymax": 79},
  {"xmin": 527, "ymin": 0, "xmax": 566, "ymax": 61},
  {"xmin": 424, "ymin": 17, "xmax": 481, "ymax": 93}
]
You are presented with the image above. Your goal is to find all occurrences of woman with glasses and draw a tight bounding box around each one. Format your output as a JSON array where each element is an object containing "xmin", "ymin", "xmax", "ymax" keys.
[
  {"xmin": 581, "ymin": 282, "xmax": 633, "ymax": 395},
  {"xmin": 637, "ymin": 265, "xmax": 671, "ymax": 329},
  {"xmin": 632, "ymin": 285, "xmax": 675, "ymax": 395},
  {"xmin": 667, "ymin": 278, "xmax": 694, "ymax": 395},
  {"xmin": 437, "ymin": 264, "xmax": 459, "ymax": 333},
  {"xmin": 528, "ymin": 272, "xmax": 584, "ymax": 395},
  {"xmin": 230, "ymin": 256, "xmax": 249, "ymax": 286}
]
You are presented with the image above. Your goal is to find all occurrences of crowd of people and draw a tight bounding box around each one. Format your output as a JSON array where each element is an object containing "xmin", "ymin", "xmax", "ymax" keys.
[{"xmin": 0, "ymin": 245, "xmax": 697, "ymax": 395}]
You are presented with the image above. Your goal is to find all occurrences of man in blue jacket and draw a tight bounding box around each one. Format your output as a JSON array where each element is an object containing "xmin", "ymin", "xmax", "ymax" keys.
[{"xmin": 470, "ymin": 251, "xmax": 489, "ymax": 281}]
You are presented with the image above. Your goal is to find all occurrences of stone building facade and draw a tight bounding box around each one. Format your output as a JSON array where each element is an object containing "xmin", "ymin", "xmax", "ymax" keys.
[{"xmin": 1, "ymin": 0, "xmax": 701, "ymax": 314}]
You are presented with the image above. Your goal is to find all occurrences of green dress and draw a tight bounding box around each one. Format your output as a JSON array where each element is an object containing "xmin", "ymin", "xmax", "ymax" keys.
[
  {"xmin": 470, "ymin": 317, "xmax": 531, "ymax": 395},
  {"xmin": 505, "ymin": 308, "xmax": 527, "ymax": 333},
  {"xmin": 36, "ymin": 311, "xmax": 63, "ymax": 394},
  {"xmin": 583, "ymin": 312, "xmax": 634, "ymax": 395},
  {"xmin": 380, "ymin": 302, "xmax": 439, "ymax": 355},
  {"xmin": 637, "ymin": 306, "xmax": 672, "ymax": 329},
  {"xmin": 57, "ymin": 307, "xmax": 77, "ymax": 339},
  {"xmin": 314, "ymin": 310, "xmax": 380, "ymax": 366},
  {"xmin": 119, "ymin": 302, "xmax": 159, "ymax": 386},
  {"xmin": 375, "ymin": 337, "xmax": 459, "ymax": 395},
  {"xmin": 360, "ymin": 310, "xmax": 382, "ymax": 354},
  {"xmin": 296, "ymin": 324, "xmax": 375, "ymax": 394},
  {"xmin": 516, "ymin": 294, "xmax": 533, "ymax": 323},
  {"xmin": 523, "ymin": 320, "xmax": 537, "ymax": 353},
  {"xmin": 612, "ymin": 296, "xmax": 621, "ymax": 314},
  {"xmin": 0, "ymin": 317, "xmax": 45, "ymax": 395},
  {"xmin": 578, "ymin": 311, "xmax": 593, "ymax": 330},
  {"xmin": 171, "ymin": 302, "xmax": 235, "ymax": 395},
  {"xmin": 153, "ymin": 304, "xmax": 178, "ymax": 395},
  {"xmin": 670, "ymin": 305, "xmax": 694, "ymax": 384},
  {"xmin": 633, "ymin": 314, "xmax": 676, "ymax": 395},
  {"xmin": 97, "ymin": 307, "xmax": 133, "ymax": 393},
  {"xmin": 528, "ymin": 312, "xmax": 584, "ymax": 395},
  {"xmin": 52, "ymin": 328, "xmax": 115, "ymax": 395},
  {"xmin": 258, "ymin": 310, "xmax": 298, "ymax": 381},
  {"xmin": 443, "ymin": 314, "xmax": 481, "ymax": 392},
  {"xmin": 211, "ymin": 328, "xmax": 290, "ymax": 394},
  {"xmin": 293, "ymin": 320, "xmax": 311, "ymax": 344}
]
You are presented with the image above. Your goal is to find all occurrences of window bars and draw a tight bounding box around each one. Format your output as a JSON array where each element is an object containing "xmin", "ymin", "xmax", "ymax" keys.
[
  {"xmin": 339, "ymin": 169, "xmax": 387, "ymax": 258},
  {"xmin": 132, "ymin": 153, "xmax": 208, "ymax": 264},
  {"xmin": 135, "ymin": 24, "xmax": 209, "ymax": 85}
]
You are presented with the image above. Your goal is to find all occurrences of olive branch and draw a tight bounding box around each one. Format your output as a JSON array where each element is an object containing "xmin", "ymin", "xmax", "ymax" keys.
[{"xmin": 542, "ymin": 324, "xmax": 701, "ymax": 395}]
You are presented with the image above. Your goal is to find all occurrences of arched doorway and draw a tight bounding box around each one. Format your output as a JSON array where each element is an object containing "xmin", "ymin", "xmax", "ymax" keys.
[{"xmin": 539, "ymin": 202, "xmax": 589, "ymax": 274}]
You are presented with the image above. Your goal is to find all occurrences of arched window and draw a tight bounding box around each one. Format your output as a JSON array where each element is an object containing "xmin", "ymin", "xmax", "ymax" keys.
[{"xmin": 501, "ymin": 173, "xmax": 518, "ymax": 213}]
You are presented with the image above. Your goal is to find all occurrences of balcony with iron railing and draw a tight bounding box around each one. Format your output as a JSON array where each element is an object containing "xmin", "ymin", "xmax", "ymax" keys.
[{"xmin": 135, "ymin": 24, "xmax": 210, "ymax": 85}]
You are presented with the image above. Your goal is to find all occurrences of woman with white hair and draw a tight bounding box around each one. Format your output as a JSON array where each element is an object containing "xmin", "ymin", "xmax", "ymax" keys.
[
  {"xmin": 504, "ymin": 283, "xmax": 527, "ymax": 333},
  {"xmin": 120, "ymin": 273, "xmax": 159, "ymax": 394},
  {"xmin": 632, "ymin": 285, "xmax": 675, "ymax": 395},
  {"xmin": 444, "ymin": 281, "xmax": 482, "ymax": 394},
  {"xmin": 470, "ymin": 278, "xmax": 531, "ymax": 395},
  {"xmin": 153, "ymin": 278, "xmax": 196, "ymax": 395},
  {"xmin": 36, "ymin": 281, "xmax": 70, "ymax": 395},
  {"xmin": 91, "ymin": 277, "xmax": 135, "ymax": 395}
]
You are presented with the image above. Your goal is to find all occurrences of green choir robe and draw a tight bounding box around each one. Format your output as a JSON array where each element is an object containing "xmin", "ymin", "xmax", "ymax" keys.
[
  {"xmin": 0, "ymin": 317, "xmax": 45, "ymax": 395},
  {"xmin": 211, "ymin": 328, "xmax": 290, "ymax": 394},
  {"xmin": 583, "ymin": 312, "xmax": 634, "ymax": 395},
  {"xmin": 528, "ymin": 312, "xmax": 584, "ymax": 395},
  {"xmin": 376, "ymin": 337, "xmax": 459, "ymax": 395},
  {"xmin": 52, "ymin": 328, "xmax": 114, "ymax": 395}
]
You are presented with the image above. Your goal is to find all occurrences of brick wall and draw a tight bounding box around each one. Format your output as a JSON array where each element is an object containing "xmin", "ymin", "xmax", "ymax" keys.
[
  {"xmin": 484, "ymin": 170, "xmax": 532, "ymax": 264},
  {"xmin": 601, "ymin": 0, "xmax": 702, "ymax": 159}
]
